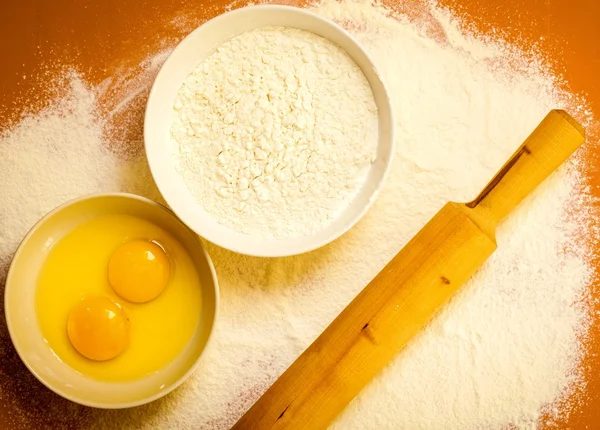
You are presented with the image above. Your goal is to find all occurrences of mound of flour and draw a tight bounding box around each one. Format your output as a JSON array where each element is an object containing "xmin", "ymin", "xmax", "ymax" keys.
[
  {"xmin": 172, "ymin": 26, "xmax": 378, "ymax": 238},
  {"xmin": 0, "ymin": 0, "xmax": 596, "ymax": 429}
]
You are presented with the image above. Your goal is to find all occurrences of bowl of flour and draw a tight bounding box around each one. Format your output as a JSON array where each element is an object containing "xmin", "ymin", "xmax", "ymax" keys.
[{"xmin": 145, "ymin": 5, "xmax": 394, "ymax": 256}]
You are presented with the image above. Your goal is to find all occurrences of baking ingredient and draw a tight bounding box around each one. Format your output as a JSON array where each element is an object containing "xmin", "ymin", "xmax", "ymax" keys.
[
  {"xmin": 67, "ymin": 296, "xmax": 131, "ymax": 361},
  {"xmin": 108, "ymin": 239, "xmax": 171, "ymax": 303},
  {"xmin": 0, "ymin": 62, "xmax": 167, "ymax": 428},
  {"xmin": 0, "ymin": 0, "xmax": 597, "ymax": 428},
  {"xmin": 159, "ymin": 1, "xmax": 595, "ymax": 428},
  {"xmin": 35, "ymin": 214, "xmax": 201, "ymax": 382},
  {"xmin": 171, "ymin": 26, "xmax": 378, "ymax": 238},
  {"xmin": 234, "ymin": 112, "xmax": 586, "ymax": 429}
]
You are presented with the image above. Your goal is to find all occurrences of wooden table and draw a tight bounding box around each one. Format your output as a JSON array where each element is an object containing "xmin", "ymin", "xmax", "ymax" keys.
[{"xmin": 1, "ymin": 0, "xmax": 598, "ymax": 428}]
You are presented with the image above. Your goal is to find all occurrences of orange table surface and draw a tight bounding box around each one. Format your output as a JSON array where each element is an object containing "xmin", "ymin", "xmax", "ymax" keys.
[{"xmin": 1, "ymin": 0, "xmax": 599, "ymax": 428}]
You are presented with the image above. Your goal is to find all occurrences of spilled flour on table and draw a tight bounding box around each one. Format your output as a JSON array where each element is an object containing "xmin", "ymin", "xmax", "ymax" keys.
[{"xmin": 0, "ymin": 0, "xmax": 597, "ymax": 429}]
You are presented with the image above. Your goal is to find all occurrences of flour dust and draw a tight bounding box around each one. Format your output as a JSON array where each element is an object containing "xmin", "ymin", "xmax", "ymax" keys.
[{"xmin": 0, "ymin": 0, "xmax": 596, "ymax": 429}]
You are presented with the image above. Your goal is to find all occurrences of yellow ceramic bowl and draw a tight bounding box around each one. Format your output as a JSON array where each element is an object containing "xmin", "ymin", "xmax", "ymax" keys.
[{"xmin": 4, "ymin": 193, "xmax": 219, "ymax": 408}]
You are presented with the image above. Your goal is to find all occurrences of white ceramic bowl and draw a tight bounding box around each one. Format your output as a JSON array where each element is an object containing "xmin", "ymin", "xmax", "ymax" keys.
[
  {"xmin": 145, "ymin": 5, "xmax": 394, "ymax": 257},
  {"xmin": 4, "ymin": 193, "xmax": 218, "ymax": 408}
]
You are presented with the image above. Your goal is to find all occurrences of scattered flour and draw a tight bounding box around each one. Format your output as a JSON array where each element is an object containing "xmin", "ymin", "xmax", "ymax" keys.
[
  {"xmin": 171, "ymin": 26, "xmax": 378, "ymax": 238},
  {"xmin": 0, "ymin": 76, "xmax": 162, "ymax": 429},
  {"xmin": 0, "ymin": 77, "xmax": 161, "ymax": 272},
  {"xmin": 0, "ymin": 0, "xmax": 596, "ymax": 429}
]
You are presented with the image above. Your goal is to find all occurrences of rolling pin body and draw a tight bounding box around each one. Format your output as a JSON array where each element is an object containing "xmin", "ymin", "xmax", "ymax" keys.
[{"xmin": 233, "ymin": 110, "xmax": 585, "ymax": 430}]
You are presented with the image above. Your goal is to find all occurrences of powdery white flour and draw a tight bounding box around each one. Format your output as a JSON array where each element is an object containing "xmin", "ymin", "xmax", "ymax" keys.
[
  {"xmin": 0, "ymin": 0, "xmax": 596, "ymax": 429},
  {"xmin": 172, "ymin": 26, "xmax": 378, "ymax": 238}
]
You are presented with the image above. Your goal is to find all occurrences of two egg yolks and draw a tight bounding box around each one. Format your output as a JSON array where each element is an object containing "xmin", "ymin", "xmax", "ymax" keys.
[{"xmin": 66, "ymin": 240, "xmax": 171, "ymax": 361}]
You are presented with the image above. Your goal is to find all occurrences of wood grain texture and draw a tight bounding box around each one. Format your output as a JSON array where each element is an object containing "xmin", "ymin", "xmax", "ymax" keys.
[{"xmin": 233, "ymin": 110, "xmax": 586, "ymax": 429}]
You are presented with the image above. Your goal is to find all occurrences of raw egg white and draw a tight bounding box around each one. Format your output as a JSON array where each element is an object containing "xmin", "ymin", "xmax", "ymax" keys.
[{"xmin": 36, "ymin": 214, "xmax": 201, "ymax": 382}]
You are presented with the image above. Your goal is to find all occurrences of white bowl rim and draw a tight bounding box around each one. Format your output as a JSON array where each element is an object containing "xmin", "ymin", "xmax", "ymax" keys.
[
  {"xmin": 144, "ymin": 4, "xmax": 395, "ymax": 258},
  {"xmin": 4, "ymin": 192, "xmax": 220, "ymax": 409}
]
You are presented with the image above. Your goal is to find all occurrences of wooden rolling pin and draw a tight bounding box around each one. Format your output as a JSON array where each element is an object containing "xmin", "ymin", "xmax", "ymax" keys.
[{"xmin": 233, "ymin": 110, "xmax": 585, "ymax": 430}]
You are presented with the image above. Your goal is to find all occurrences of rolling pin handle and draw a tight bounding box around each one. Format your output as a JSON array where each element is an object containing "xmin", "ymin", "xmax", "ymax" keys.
[{"xmin": 464, "ymin": 109, "xmax": 585, "ymax": 236}]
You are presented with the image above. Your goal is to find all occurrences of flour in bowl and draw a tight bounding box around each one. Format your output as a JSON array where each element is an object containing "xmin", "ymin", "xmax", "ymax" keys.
[{"xmin": 170, "ymin": 26, "xmax": 378, "ymax": 238}]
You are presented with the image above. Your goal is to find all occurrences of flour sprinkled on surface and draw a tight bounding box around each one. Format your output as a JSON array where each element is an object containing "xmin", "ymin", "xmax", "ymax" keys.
[{"xmin": 0, "ymin": 0, "xmax": 597, "ymax": 429}]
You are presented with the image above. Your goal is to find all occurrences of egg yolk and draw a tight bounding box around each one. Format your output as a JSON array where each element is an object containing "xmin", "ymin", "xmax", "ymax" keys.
[
  {"xmin": 67, "ymin": 296, "xmax": 130, "ymax": 361},
  {"xmin": 108, "ymin": 239, "xmax": 170, "ymax": 303}
]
